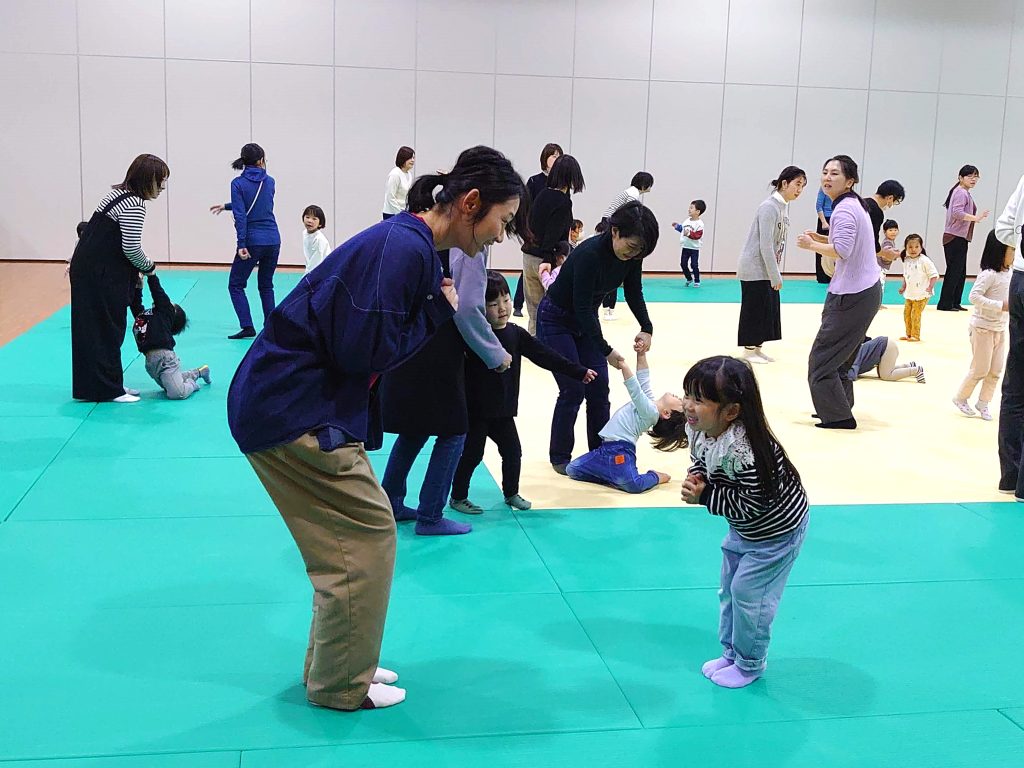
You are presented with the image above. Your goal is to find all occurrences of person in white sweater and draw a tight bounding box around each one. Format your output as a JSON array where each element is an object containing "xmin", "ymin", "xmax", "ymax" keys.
[
  {"xmin": 382, "ymin": 146, "xmax": 415, "ymax": 219},
  {"xmin": 301, "ymin": 204, "xmax": 332, "ymax": 274},
  {"xmin": 954, "ymin": 231, "xmax": 1013, "ymax": 420},
  {"xmin": 896, "ymin": 234, "xmax": 939, "ymax": 341}
]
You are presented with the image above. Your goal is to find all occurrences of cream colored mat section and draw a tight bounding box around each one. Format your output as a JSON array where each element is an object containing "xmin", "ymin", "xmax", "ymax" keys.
[{"xmin": 483, "ymin": 301, "xmax": 1005, "ymax": 508}]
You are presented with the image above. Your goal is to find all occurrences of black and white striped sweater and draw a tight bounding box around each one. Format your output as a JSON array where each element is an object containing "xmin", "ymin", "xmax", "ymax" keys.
[{"xmin": 95, "ymin": 189, "xmax": 154, "ymax": 273}]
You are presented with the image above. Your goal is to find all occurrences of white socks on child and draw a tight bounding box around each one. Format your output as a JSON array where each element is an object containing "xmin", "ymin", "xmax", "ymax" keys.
[
  {"xmin": 364, "ymin": 682, "xmax": 406, "ymax": 708},
  {"xmin": 373, "ymin": 666, "xmax": 399, "ymax": 684}
]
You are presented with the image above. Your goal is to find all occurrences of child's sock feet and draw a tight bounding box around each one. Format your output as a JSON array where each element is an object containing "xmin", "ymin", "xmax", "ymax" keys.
[
  {"xmin": 701, "ymin": 656, "xmax": 733, "ymax": 679},
  {"xmin": 710, "ymin": 665, "xmax": 761, "ymax": 688},
  {"xmin": 505, "ymin": 493, "xmax": 532, "ymax": 510},
  {"xmin": 393, "ymin": 505, "xmax": 418, "ymax": 522},
  {"xmin": 977, "ymin": 402, "xmax": 993, "ymax": 421},
  {"xmin": 952, "ymin": 398, "xmax": 976, "ymax": 417},
  {"xmin": 449, "ymin": 498, "xmax": 484, "ymax": 515},
  {"xmin": 360, "ymin": 682, "xmax": 406, "ymax": 708},
  {"xmin": 197, "ymin": 365, "xmax": 211, "ymax": 384},
  {"xmin": 415, "ymin": 517, "xmax": 472, "ymax": 536},
  {"xmin": 373, "ymin": 666, "xmax": 399, "ymax": 685}
]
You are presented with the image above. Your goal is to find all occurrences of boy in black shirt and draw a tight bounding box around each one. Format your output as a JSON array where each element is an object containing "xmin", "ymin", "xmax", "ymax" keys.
[
  {"xmin": 132, "ymin": 274, "xmax": 210, "ymax": 399},
  {"xmin": 450, "ymin": 271, "xmax": 596, "ymax": 512}
]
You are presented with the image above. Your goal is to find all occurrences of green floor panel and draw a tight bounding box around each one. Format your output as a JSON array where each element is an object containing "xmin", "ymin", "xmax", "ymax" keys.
[
  {"xmin": 3, "ymin": 753, "xmax": 240, "ymax": 768},
  {"xmin": 10, "ymin": 457, "xmax": 276, "ymax": 521},
  {"xmin": 564, "ymin": 580, "xmax": 1024, "ymax": 728},
  {"xmin": 517, "ymin": 503, "xmax": 1024, "ymax": 592},
  {"xmin": 0, "ymin": 416, "xmax": 85, "ymax": 519},
  {"xmin": 0, "ymin": 594, "xmax": 638, "ymax": 760},
  {"xmin": 242, "ymin": 710, "xmax": 1024, "ymax": 768},
  {"xmin": 1001, "ymin": 707, "xmax": 1024, "ymax": 729}
]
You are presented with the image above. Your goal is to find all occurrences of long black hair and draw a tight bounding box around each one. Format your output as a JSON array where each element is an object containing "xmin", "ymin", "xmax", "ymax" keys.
[
  {"xmin": 943, "ymin": 164, "xmax": 979, "ymax": 209},
  {"xmin": 406, "ymin": 145, "xmax": 531, "ymax": 242},
  {"xmin": 979, "ymin": 230, "xmax": 1011, "ymax": 272},
  {"xmin": 231, "ymin": 143, "xmax": 265, "ymax": 170},
  {"xmin": 683, "ymin": 356, "xmax": 801, "ymax": 501}
]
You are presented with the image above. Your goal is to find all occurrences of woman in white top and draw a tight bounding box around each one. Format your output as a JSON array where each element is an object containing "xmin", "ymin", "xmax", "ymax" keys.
[{"xmin": 382, "ymin": 146, "xmax": 415, "ymax": 219}]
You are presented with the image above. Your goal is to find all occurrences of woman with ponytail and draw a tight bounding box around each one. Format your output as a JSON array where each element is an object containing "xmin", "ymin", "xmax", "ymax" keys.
[
  {"xmin": 937, "ymin": 164, "xmax": 990, "ymax": 311},
  {"xmin": 210, "ymin": 143, "xmax": 281, "ymax": 338},
  {"xmin": 227, "ymin": 145, "xmax": 528, "ymax": 712}
]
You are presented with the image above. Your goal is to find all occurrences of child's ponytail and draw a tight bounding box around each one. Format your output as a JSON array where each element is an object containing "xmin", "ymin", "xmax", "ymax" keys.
[{"xmin": 231, "ymin": 143, "xmax": 265, "ymax": 171}]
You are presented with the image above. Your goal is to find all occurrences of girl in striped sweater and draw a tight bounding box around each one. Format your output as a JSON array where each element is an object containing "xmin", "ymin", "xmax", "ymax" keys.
[{"xmin": 680, "ymin": 356, "xmax": 809, "ymax": 689}]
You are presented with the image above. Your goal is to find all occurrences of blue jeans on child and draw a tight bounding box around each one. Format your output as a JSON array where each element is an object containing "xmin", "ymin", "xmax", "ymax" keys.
[
  {"xmin": 680, "ymin": 247, "xmax": 700, "ymax": 283},
  {"xmin": 381, "ymin": 433, "xmax": 467, "ymax": 524},
  {"xmin": 566, "ymin": 440, "xmax": 659, "ymax": 493},
  {"xmin": 228, "ymin": 243, "xmax": 280, "ymax": 328},
  {"xmin": 718, "ymin": 516, "xmax": 808, "ymax": 673}
]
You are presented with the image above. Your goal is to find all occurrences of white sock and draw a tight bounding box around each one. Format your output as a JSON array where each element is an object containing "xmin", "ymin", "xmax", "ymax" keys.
[
  {"xmin": 364, "ymin": 682, "xmax": 406, "ymax": 708},
  {"xmin": 373, "ymin": 666, "xmax": 399, "ymax": 684}
]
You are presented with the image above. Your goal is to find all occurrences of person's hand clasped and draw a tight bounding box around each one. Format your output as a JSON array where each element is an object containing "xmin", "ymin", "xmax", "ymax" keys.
[
  {"xmin": 237, "ymin": 248, "xmax": 250, "ymax": 260},
  {"xmin": 634, "ymin": 332, "xmax": 653, "ymax": 353},
  {"xmin": 440, "ymin": 277, "xmax": 458, "ymax": 311},
  {"xmin": 680, "ymin": 472, "xmax": 706, "ymax": 505},
  {"xmin": 606, "ymin": 349, "xmax": 626, "ymax": 370},
  {"xmin": 582, "ymin": 368, "xmax": 598, "ymax": 383},
  {"xmin": 796, "ymin": 232, "xmax": 816, "ymax": 250}
]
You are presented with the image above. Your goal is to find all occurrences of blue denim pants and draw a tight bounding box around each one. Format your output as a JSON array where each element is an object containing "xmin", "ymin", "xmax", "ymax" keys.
[
  {"xmin": 566, "ymin": 440, "xmax": 659, "ymax": 494},
  {"xmin": 228, "ymin": 243, "xmax": 280, "ymax": 329},
  {"xmin": 719, "ymin": 516, "xmax": 808, "ymax": 673},
  {"xmin": 381, "ymin": 433, "xmax": 467, "ymax": 523}
]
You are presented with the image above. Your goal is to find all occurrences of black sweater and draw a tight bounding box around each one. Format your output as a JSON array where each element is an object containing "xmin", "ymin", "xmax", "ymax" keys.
[
  {"xmin": 526, "ymin": 172, "xmax": 547, "ymax": 203},
  {"xmin": 465, "ymin": 323, "xmax": 588, "ymax": 419},
  {"xmin": 132, "ymin": 274, "xmax": 176, "ymax": 353},
  {"xmin": 544, "ymin": 232, "xmax": 654, "ymax": 356},
  {"xmin": 522, "ymin": 188, "xmax": 573, "ymax": 264}
]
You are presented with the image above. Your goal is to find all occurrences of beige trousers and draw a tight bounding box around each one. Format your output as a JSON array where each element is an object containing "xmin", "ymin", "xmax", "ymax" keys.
[
  {"xmin": 247, "ymin": 433, "xmax": 396, "ymax": 710},
  {"xmin": 522, "ymin": 253, "xmax": 546, "ymax": 336},
  {"xmin": 956, "ymin": 326, "xmax": 1007, "ymax": 404}
]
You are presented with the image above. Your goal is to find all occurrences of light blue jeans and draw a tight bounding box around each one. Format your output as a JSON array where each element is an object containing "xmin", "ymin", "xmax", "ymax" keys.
[{"xmin": 719, "ymin": 516, "xmax": 808, "ymax": 673}]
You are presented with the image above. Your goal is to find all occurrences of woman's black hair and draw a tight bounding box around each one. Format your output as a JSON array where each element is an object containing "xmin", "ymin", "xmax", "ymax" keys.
[
  {"xmin": 770, "ymin": 165, "xmax": 806, "ymax": 191},
  {"xmin": 395, "ymin": 146, "xmax": 415, "ymax": 168},
  {"xmin": 554, "ymin": 240, "xmax": 571, "ymax": 260},
  {"xmin": 876, "ymin": 180, "xmax": 905, "ymax": 204},
  {"xmin": 170, "ymin": 304, "xmax": 188, "ymax": 335},
  {"xmin": 607, "ymin": 200, "xmax": 659, "ymax": 258},
  {"xmin": 406, "ymin": 145, "xmax": 531, "ymax": 241},
  {"xmin": 823, "ymin": 155, "xmax": 869, "ymax": 210},
  {"xmin": 539, "ymin": 143, "xmax": 563, "ymax": 170},
  {"xmin": 943, "ymin": 164, "xmax": 980, "ymax": 209},
  {"xmin": 571, "ymin": 218, "xmax": 584, "ymax": 230},
  {"xmin": 302, "ymin": 204, "xmax": 326, "ymax": 229},
  {"xmin": 231, "ymin": 143, "xmax": 265, "ymax": 170},
  {"xmin": 547, "ymin": 154, "xmax": 585, "ymax": 193},
  {"xmin": 979, "ymin": 229, "xmax": 1011, "ymax": 272},
  {"xmin": 898, "ymin": 233, "xmax": 926, "ymax": 261},
  {"xmin": 882, "ymin": 219, "xmax": 898, "ymax": 231},
  {"xmin": 683, "ymin": 355, "xmax": 801, "ymax": 501},
  {"xmin": 649, "ymin": 410, "xmax": 689, "ymax": 452},
  {"xmin": 631, "ymin": 171, "xmax": 654, "ymax": 191},
  {"xmin": 484, "ymin": 269, "xmax": 511, "ymax": 301},
  {"xmin": 114, "ymin": 153, "xmax": 170, "ymax": 200}
]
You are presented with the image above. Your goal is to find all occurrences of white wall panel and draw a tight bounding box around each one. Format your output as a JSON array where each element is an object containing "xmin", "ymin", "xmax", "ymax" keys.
[
  {"xmin": 166, "ymin": 60, "xmax": 251, "ymax": 263},
  {"xmin": 650, "ymin": 0, "xmax": 728, "ymax": 83},
  {"xmin": 0, "ymin": 54, "xmax": 81, "ymax": 260},
  {"xmin": 166, "ymin": 0, "xmax": 249, "ymax": 62},
  {"xmin": 0, "ymin": 0, "xmax": 77, "ymax": 54},
  {"xmin": 77, "ymin": 0, "xmax": 164, "ymax": 58},
  {"xmin": 417, "ymin": 0, "xmax": 496, "ymax": 74},
  {"xmin": 799, "ymin": 0, "xmax": 875, "ymax": 90},
  {"xmin": 79, "ymin": 56, "xmax": 168, "ymax": 263},
  {"xmin": 726, "ymin": 0, "xmax": 803, "ymax": 86},
  {"xmin": 252, "ymin": 64, "xmax": 334, "ymax": 266},
  {"xmin": 870, "ymin": 0, "xmax": 943, "ymax": 92},
  {"xmin": 713, "ymin": 85, "xmax": 798, "ymax": 273},
  {"xmin": 1009, "ymin": 0, "xmax": 1024, "ymax": 97},
  {"xmin": 997, "ymin": 98, "xmax": 1024, "ymax": 215},
  {"xmin": 939, "ymin": 0, "xmax": 1013, "ymax": 97},
  {"xmin": 414, "ymin": 71, "xmax": 495, "ymax": 182},
  {"xmin": 251, "ymin": 0, "xmax": 333, "ymax": 66},
  {"xmin": 496, "ymin": 0, "xmax": 575, "ymax": 78},
  {"xmin": 573, "ymin": 0, "xmax": 653, "ymax": 80},
  {"xmin": 335, "ymin": 0, "xmax": 417, "ymax": 70}
]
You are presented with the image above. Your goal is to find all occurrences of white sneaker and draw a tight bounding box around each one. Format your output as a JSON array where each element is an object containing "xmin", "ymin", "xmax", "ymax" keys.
[
  {"xmin": 976, "ymin": 403, "xmax": 993, "ymax": 421},
  {"xmin": 743, "ymin": 349, "xmax": 768, "ymax": 364},
  {"xmin": 112, "ymin": 393, "xmax": 140, "ymax": 403},
  {"xmin": 756, "ymin": 349, "xmax": 775, "ymax": 363},
  {"xmin": 123, "ymin": 387, "xmax": 141, "ymax": 396},
  {"xmin": 952, "ymin": 398, "xmax": 975, "ymax": 417}
]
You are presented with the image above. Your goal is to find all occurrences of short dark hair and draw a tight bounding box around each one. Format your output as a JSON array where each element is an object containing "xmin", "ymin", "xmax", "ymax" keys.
[
  {"xmin": 554, "ymin": 240, "xmax": 571, "ymax": 259},
  {"xmin": 607, "ymin": 200, "xmax": 659, "ymax": 258},
  {"xmin": 485, "ymin": 269, "xmax": 511, "ymax": 301},
  {"xmin": 114, "ymin": 154, "xmax": 169, "ymax": 200},
  {"xmin": 979, "ymin": 230, "xmax": 1011, "ymax": 272},
  {"xmin": 407, "ymin": 145, "xmax": 530, "ymax": 242},
  {"xmin": 547, "ymin": 155, "xmax": 585, "ymax": 193},
  {"xmin": 539, "ymin": 143, "xmax": 563, "ymax": 170},
  {"xmin": 876, "ymin": 179, "xmax": 906, "ymax": 203},
  {"xmin": 882, "ymin": 219, "xmax": 898, "ymax": 231},
  {"xmin": 302, "ymin": 204, "xmax": 326, "ymax": 229},
  {"xmin": 231, "ymin": 143, "xmax": 265, "ymax": 171},
  {"xmin": 571, "ymin": 219, "xmax": 584, "ymax": 230},
  {"xmin": 170, "ymin": 304, "xmax": 188, "ymax": 335},
  {"xmin": 631, "ymin": 171, "xmax": 654, "ymax": 191},
  {"xmin": 395, "ymin": 146, "xmax": 415, "ymax": 168},
  {"xmin": 76, "ymin": 221, "xmax": 88, "ymax": 238},
  {"xmin": 691, "ymin": 199, "xmax": 707, "ymax": 215}
]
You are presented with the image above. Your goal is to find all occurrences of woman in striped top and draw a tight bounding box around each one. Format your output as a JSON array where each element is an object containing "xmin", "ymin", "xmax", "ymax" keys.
[
  {"xmin": 680, "ymin": 356, "xmax": 809, "ymax": 689},
  {"xmin": 70, "ymin": 153, "xmax": 168, "ymax": 403}
]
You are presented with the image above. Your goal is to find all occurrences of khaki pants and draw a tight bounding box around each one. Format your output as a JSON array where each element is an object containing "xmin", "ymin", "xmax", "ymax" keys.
[
  {"xmin": 903, "ymin": 298, "xmax": 927, "ymax": 339},
  {"xmin": 957, "ymin": 326, "xmax": 1007, "ymax": 404},
  {"xmin": 247, "ymin": 433, "xmax": 397, "ymax": 710},
  {"xmin": 522, "ymin": 253, "xmax": 546, "ymax": 336}
]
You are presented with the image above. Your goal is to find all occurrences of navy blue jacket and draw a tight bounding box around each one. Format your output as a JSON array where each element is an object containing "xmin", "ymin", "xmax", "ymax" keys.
[
  {"xmin": 224, "ymin": 166, "xmax": 281, "ymax": 250},
  {"xmin": 227, "ymin": 212, "xmax": 454, "ymax": 454}
]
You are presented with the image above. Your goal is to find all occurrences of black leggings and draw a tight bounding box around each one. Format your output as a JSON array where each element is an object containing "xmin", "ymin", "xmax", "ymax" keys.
[
  {"xmin": 451, "ymin": 416, "xmax": 522, "ymax": 499},
  {"xmin": 937, "ymin": 236, "xmax": 969, "ymax": 310}
]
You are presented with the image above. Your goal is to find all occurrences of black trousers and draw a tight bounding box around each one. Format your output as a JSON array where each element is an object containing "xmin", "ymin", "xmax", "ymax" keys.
[
  {"xmin": 937, "ymin": 236, "xmax": 969, "ymax": 310},
  {"xmin": 680, "ymin": 247, "xmax": 700, "ymax": 283},
  {"xmin": 450, "ymin": 416, "xmax": 522, "ymax": 500},
  {"xmin": 513, "ymin": 272, "xmax": 525, "ymax": 311},
  {"xmin": 999, "ymin": 270, "xmax": 1024, "ymax": 494},
  {"xmin": 602, "ymin": 290, "xmax": 617, "ymax": 309}
]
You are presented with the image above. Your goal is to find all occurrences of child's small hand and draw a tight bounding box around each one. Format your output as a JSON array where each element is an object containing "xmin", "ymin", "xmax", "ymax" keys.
[
  {"xmin": 927, "ymin": 289, "xmax": 934, "ymax": 297},
  {"xmin": 209, "ymin": 204, "xmax": 225, "ymax": 215},
  {"xmin": 538, "ymin": 263, "xmax": 551, "ymax": 277},
  {"xmin": 680, "ymin": 472, "xmax": 706, "ymax": 504},
  {"xmin": 606, "ymin": 349, "xmax": 626, "ymax": 369},
  {"xmin": 582, "ymin": 369, "xmax": 597, "ymax": 383},
  {"xmin": 440, "ymin": 277, "xmax": 458, "ymax": 311},
  {"xmin": 898, "ymin": 285, "xmax": 905, "ymax": 295},
  {"xmin": 655, "ymin": 471, "xmax": 671, "ymax": 485}
]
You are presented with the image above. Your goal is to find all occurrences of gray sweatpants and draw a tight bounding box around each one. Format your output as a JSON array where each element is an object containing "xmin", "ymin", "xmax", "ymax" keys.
[
  {"xmin": 144, "ymin": 349, "xmax": 200, "ymax": 400},
  {"xmin": 808, "ymin": 283, "xmax": 881, "ymax": 423}
]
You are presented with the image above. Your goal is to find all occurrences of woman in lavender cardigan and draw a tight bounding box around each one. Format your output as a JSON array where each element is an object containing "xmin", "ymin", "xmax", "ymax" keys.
[{"xmin": 937, "ymin": 164, "xmax": 990, "ymax": 311}]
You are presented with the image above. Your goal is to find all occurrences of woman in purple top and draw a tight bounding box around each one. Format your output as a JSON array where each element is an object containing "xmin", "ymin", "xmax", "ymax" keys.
[
  {"xmin": 797, "ymin": 155, "xmax": 882, "ymax": 430},
  {"xmin": 936, "ymin": 164, "xmax": 990, "ymax": 311}
]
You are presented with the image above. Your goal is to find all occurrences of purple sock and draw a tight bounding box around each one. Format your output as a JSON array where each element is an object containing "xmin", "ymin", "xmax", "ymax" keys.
[
  {"xmin": 393, "ymin": 505, "xmax": 417, "ymax": 522},
  {"xmin": 415, "ymin": 517, "xmax": 472, "ymax": 536},
  {"xmin": 701, "ymin": 656, "xmax": 733, "ymax": 679},
  {"xmin": 710, "ymin": 664, "xmax": 761, "ymax": 689}
]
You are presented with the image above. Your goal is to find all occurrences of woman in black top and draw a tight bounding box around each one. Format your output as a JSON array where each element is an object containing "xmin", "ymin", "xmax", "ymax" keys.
[
  {"xmin": 537, "ymin": 200, "xmax": 660, "ymax": 472},
  {"xmin": 521, "ymin": 154, "xmax": 584, "ymax": 335},
  {"xmin": 515, "ymin": 143, "xmax": 562, "ymax": 315}
]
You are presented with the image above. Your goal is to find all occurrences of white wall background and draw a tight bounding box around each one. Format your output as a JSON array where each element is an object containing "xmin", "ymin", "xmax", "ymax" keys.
[{"xmin": 2, "ymin": 0, "xmax": 1024, "ymax": 275}]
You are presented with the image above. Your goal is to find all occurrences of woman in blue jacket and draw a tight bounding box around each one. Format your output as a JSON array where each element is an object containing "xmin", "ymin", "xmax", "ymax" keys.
[{"xmin": 210, "ymin": 143, "xmax": 281, "ymax": 338}]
